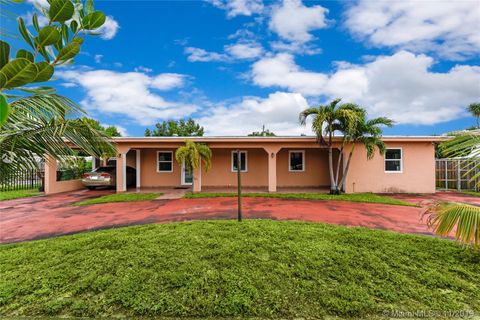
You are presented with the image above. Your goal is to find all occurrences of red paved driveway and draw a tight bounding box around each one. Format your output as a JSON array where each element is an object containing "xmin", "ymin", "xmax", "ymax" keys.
[{"xmin": 1, "ymin": 190, "xmax": 477, "ymax": 244}]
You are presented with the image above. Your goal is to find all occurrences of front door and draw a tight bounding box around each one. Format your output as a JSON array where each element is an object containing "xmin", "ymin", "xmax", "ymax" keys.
[{"xmin": 181, "ymin": 161, "xmax": 193, "ymax": 185}]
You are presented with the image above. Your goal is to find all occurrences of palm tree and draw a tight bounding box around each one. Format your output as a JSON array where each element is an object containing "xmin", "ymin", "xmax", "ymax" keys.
[
  {"xmin": 299, "ymin": 99, "xmax": 363, "ymax": 194},
  {"xmin": 338, "ymin": 112, "xmax": 394, "ymax": 191},
  {"xmin": 468, "ymin": 103, "xmax": 480, "ymax": 129},
  {"xmin": 175, "ymin": 139, "xmax": 212, "ymax": 176},
  {"xmin": 425, "ymin": 202, "xmax": 479, "ymax": 248},
  {"xmin": 0, "ymin": 94, "xmax": 116, "ymax": 179},
  {"xmin": 424, "ymin": 130, "xmax": 480, "ymax": 248}
]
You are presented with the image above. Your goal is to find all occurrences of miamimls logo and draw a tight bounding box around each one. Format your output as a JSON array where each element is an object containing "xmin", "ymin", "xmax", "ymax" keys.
[{"xmin": 382, "ymin": 309, "xmax": 475, "ymax": 318}]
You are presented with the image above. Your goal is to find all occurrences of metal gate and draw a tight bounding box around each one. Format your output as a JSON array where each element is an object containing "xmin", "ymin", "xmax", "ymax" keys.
[
  {"xmin": 0, "ymin": 169, "xmax": 42, "ymax": 192},
  {"xmin": 435, "ymin": 159, "xmax": 478, "ymax": 191}
]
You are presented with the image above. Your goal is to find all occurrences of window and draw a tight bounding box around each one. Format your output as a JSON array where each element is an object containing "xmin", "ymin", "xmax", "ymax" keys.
[
  {"xmin": 289, "ymin": 150, "xmax": 305, "ymax": 172},
  {"xmin": 385, "ymin": 148, "xmax": 402, "ymax": 172},
  {"xmin": 157, "ymin": 151, "xmax": 173, "ymax": 172},
  {"xmin": 231, "ymin": 151, "xmax": 247, "ymax": 172}
]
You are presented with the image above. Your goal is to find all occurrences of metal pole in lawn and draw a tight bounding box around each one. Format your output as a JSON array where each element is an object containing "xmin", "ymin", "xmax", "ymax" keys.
[{"xmin": 236, "ymin": 149, "xmax": 242, "ymax": 222}]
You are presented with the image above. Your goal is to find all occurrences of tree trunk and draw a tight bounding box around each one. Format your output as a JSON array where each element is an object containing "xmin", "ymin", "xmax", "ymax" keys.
[
  {"xmin": 334, "ymin": 146, "xmax": 343, "ymax": 188},
  {"xmin": 339, "ymin": 144, "xmax": 356, "ymax": 191},
  {"xmin": 328, "ymin": 146, "xmax": 337, "ymax": 194}
]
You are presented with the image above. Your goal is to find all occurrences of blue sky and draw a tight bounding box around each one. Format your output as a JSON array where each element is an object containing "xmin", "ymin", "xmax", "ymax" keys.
[{"xmin": 6, "ymin": 0, "xmax": 480, "ymax": 136}]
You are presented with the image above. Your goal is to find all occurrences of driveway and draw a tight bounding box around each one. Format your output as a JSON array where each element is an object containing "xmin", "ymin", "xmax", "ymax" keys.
[{"xmin": 1, "ymin": 190, "xmax": 477, "ymax": 244}]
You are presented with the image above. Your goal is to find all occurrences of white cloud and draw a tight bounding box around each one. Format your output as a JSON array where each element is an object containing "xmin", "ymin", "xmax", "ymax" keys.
[
  {"xmin": 197, "ymin": 92, "xmax": 311, "ymax": 135},
  {"xmin": 224, "ymin": 41, "xmax": 263, "ymax": 59},
  {"xmin": 134, "ymin": 66, "xmax": 153, "ymax": 73},
  {"xmin": 184, "ymin": 47, "xmax": 229, "ymax": 62},
  {"xmin": 185, "ymin": 40, "xmax": 264, "ymax": 62},
  {"xmin": 26, "ymin": 0, "xmax": 49, "ymax": 8},
  {"xmin": 269, "ymin": 0, "xmax": 328, "ymax": 43},
  {"xmin": 101, "ymin": 123, "xmax": 128, "ymax": 136},
  {"xmin": 251, "ymin": 51, "xmax": 480, "ymax": 125},
  {"xmin": 94, "ymin": 54, "xmax": 103, "ymax": 63},
  {"xmin": 345, "ymin": 0, "xmax": 480, "ymax": 60},
  {"xmin": 22, "ymin": 11, "xmax": 49, "ymax": 27},
  {"xmin": 208, "ymin": 0, "xmax": 264, "ymax": 17},
  {"xmin": 57, "ymin": 69, "xmax": 196, "ymax": 126},
  {"xmin": 95, "ymin": 16, "xmax": 119, "ymax": 40},
  {"xmin": 151, "ymin": 73, "xmax": 186, "ymax": 91}
]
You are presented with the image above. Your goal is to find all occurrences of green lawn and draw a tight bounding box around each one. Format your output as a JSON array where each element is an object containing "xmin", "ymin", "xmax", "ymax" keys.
[
  {"xmin": 0, "ymin": 189, "xmax": 41, "ymax": 201},
  {"xmin": 184, "ymin": 192, "xmax": 418, "ymax": 207},
  {"xmin": 1, "ymin": 220, "xmax": 478, "ymax": 318},
  {"xmin": 462, "ymin": 191, "xmax": 480, "ymax": 197},
  {"xmin": 73, "ymin": 193, "xmax": 162, "ymax": 206}
]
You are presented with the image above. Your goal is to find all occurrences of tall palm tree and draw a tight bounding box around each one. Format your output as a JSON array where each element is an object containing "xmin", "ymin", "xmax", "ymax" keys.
[
  {"xmin": 299, "ymin": 99, "xmax": 363, "ymax": 194},
  {"xmin": 425, "ymin": 130, "xmax": 480, "ymax": 248},
  {"xmin": 175, "ymin": 139, "xmax": 212, "ymax": 175},
  {"xmin": 338, "ymin": 112, "xmax": 394, "ymax": 190},
  {"xmin": 0, "ymin": 94, "xmax": 115, "ymax": 179},
  {"xmin": 468, "ymin": 103, "xmax": 480, "ymax": 129}
]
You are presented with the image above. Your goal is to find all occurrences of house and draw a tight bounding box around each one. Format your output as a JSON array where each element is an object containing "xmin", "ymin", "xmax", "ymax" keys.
[{"xmin": 43, "ymin": 136, "xmax": 444, "ymax": 195}]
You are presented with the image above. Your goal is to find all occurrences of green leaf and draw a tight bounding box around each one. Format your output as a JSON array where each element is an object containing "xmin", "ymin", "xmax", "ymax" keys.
[
  {"xmin": 35, "ymin": 26, "xmax": 62, "ymax": 47},
  {"xmin": 32, "ymin": 62, "xmax": 54, "ymax": 83},
  {"xmin": 0, "ymin": 58, "xmax": 38, "ymax": 89},
  {"xmin": 70, "ymin": 20, "xmax": 78, "ymax": 33},
  {"xmin": 61, "ymin": 24, "xmax": 69, "ymax": 42},
  {"xmin": 0, "ymin": 40, "xmax": 9, "ymax": 69},
  {"xmin": 39, "ymin": 46, "xmax": 51, "ymax": 63},
  {"xmin": 49, "ymin": 0, "xmax": 75, "ymax": 23},
  {"xmin": 32, "ymin": 13, "xmax": 40, "ymax": 32},
  {"xmin": 85, "ymin": 0, "xmax": 94, "ymax": 14},
  {"xmin": 82, "ymin": 11, "xmax": 106, "ymax": 30},
  {"xmin": 16, "ymin": 49, "xmax": 34, "ymax": 62},
  {"xmin": 56, "ymin": 41, "xmax": 80, "ymax": 62},
  {"xmin": 0, "ymin": 94, "xmax": 9, "ymax": 126},
  {"xmin": 18, "ymin": 86, "xmax": 57, "ymax": 94},
  {"xmin": 17, "ymin": 17, "xmax": 35, "ymax": 49}
]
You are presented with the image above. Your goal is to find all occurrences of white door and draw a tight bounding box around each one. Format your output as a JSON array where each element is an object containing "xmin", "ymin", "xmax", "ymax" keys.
[{"xmin": 181, "ymin": 161, "xmax": 193, "ymax": 185}]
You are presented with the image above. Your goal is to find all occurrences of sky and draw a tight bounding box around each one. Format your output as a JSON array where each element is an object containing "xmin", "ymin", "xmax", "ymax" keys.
[{"xmin": 4, "ymin": 0, "xmax": 480, "ymax": 136}]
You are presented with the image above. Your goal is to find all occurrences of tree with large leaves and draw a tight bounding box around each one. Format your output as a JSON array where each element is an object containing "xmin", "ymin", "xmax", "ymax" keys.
[
  {"xmin": 175, "ymin": 139, "xmax": 212, "ymax": 177},
  {"xmin": 425, "ymin": 130, "xmax": 480, "ymax": 248},
  {"xmin": 0, "ymin": 0, "xmax": 107, "ymax": 125},
  {"xmin": 0, "ymin": 0, "xmax": 114, "ymax": 180},
  {"xmin": 299, "ymin": 99, "xmax": 363, "ymax": 194}
]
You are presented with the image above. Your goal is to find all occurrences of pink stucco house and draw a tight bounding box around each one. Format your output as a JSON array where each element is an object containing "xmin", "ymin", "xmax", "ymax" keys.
[{"xmin": 44, "ymin": 135, "xmax": 445, "ymax": 195}]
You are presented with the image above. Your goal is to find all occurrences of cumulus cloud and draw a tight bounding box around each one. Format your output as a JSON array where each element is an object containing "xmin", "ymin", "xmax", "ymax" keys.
[
  {"xmin": 197, "ymin": 92, "xmax": 311, "ymax": 135},
  {"xmin": 345, "ymin": 0, "xmax": 480, "ymax": 60},
  {"xmin": 269, "ymin": 0, "xmax": 328, "ymax": 43},
  {"xmin": 151, "ymin": 73, "xmax": 187, "ymax": 90},
  {"xmin": 185, "ymin": 40, "xmax": 264, "ymax": 62},
  {"xmin": 208, "ymin": 0, "xmax": 264, "ymax": 17},
  {"xmin": 251, "ymin": 51, "xmax": 480, "ymax": 125},
  {"xmin": 57, "ymin": 69, "xmax": 196, "ymax": 126},
  {"xmin": 94, "ymin": 54, "xmax": 103, "ymax": 63},
  {"xmin": 95, "ymin": 16, "xmax": 119, "ymax": 40}
]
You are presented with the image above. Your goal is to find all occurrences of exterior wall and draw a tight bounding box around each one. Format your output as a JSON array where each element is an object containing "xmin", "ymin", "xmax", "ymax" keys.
[
  {"xmin": 344, "ymin": 142, "xmax": 436, "ymax": 194},
  {"xmin": 276, "ymin": 148, "xmax": 337, "ymax": 188},
  {"xmin": 139, "ymin": 148, "xmax": 182, "ymax": 187},
  {"xmin": 202, "ymin": 148, "xmax": 268, "ymax": 187},
  {"xmin": 44, "ymin": 155, "xmax": 84, "ymax": 195}
]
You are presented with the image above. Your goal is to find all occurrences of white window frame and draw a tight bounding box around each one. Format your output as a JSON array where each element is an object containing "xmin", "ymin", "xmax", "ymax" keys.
[
  {"xmin": 384, "ymin": 148, "xmax": 403, "ymax": 173},
  {"xmin": 157, "ymin": 151, "xmax": 173, "ymax": 173},
  {"xmin": 288, "ymin": 150, "xmax": 305, "ymax": 172},
  {"xmin": 231, "ymin": 150, "xmax": 248, "ymax": 172}
]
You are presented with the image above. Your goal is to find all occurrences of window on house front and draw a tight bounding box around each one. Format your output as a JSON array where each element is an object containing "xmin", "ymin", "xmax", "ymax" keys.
[
  {"xmin": 231, "ymin": 151, "xmax": 247, "ymax": 172},
  {"xmin": 289, "ymin": 150, "xmax": 305, "ymax": 172},
  {"xmin": 385, "ymin": 148, "xmax": 402, "ymax": 172},
  {"xmin": 157, "ymin": 151, "xmax": 173, "ymax": 172}
]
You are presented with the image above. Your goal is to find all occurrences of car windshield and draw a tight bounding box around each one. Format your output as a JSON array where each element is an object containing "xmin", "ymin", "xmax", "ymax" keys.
[{"xmin": 94, "ymin": 167, "xmax": 115, "ymax": 173}]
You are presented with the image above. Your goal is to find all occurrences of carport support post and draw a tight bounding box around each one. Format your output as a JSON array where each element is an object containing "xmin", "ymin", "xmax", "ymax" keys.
[
  {"xmin": 116, "ymin": 148, "xmax": 129, "ymax": 193},
  {"xmin": 264, "ymin": 146, "xmax": 281, "ymax": 193},
  {"xmin": 193, "ymin": 160, "xmax": 202, "ymax": 192},
  {"xmin": 44, "ymin": 154, "xmax": 57, "ymax": 195}
]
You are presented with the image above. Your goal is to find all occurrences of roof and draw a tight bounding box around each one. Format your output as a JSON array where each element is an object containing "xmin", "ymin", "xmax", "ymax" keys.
[{"xmin": 112, "ymin": 135, "xmax": 449, "ymax": 143}]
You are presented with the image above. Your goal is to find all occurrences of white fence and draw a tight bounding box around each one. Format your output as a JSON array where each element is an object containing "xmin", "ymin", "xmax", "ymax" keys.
[{"xmin": 435, "ymin": 159, "xmax": 478, "ymax": 191}]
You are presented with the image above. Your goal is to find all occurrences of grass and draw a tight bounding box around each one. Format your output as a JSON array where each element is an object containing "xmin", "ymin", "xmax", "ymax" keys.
[
  {"xmin": 184, "ymin": 192, "xmax": 418, "ymax": 207},
  {"xmin": 73, "ymin": 193, "xmax": 162, "ymax": 206},
  {"xmin": 0, "ymin": 189, "xmax": 41, "ymax": 201},
  {"xmin": 1, "ymin": 220, "xmax": 478, "ymax": 318},
  {"xmin": 462, "ymin": 191, "xmax": 480, "ymax": 197}
]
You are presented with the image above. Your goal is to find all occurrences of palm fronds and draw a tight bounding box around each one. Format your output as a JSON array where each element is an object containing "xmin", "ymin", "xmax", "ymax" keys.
[
  {"xmin": 175, "ymin": 139, "xmax": 212, "ymax": 174},
  {"xmin": 424, "ymin": 202, "xmax": 480, "ymax": 248}
]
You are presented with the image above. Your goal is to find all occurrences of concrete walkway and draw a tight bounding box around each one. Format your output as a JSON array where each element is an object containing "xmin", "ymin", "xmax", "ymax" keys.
[{"xmin": 0, "ymin": 190, "xmax": 477, "ymax": 244}]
